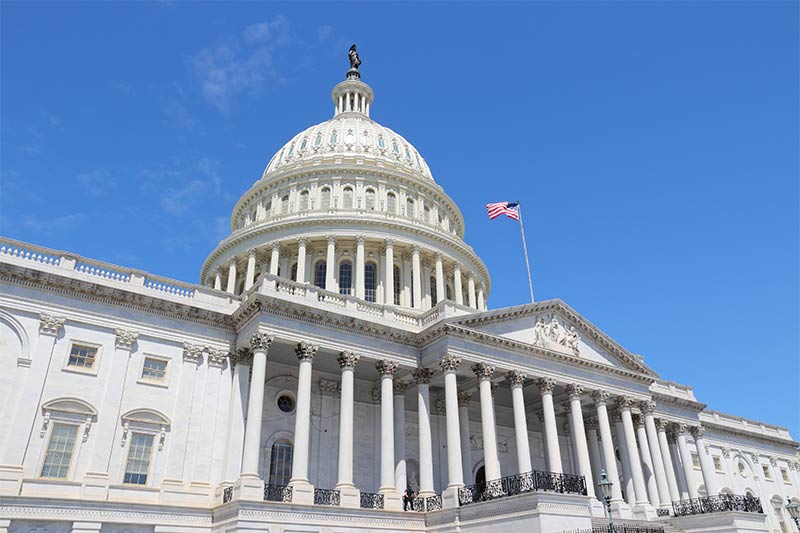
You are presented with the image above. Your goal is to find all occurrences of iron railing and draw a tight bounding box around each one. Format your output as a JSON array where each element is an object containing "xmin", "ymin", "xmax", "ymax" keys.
[
  {"xmin": 562, "ymin": 527, "xmax": 665, "ymax": 533},
  {"xmin": 360, "ymin": 492, "xmax": 384, "ymax": 509},
  {"xmin": 656, "ymin": 508, "xmax": 670, "ymax": 517},
  {"xmin": 413, "ymin": 494, "xmax": 443, "ymax": 512},
  {"xmin": 222, "ymin": 485, "xmax": 233, "ymax": 503},
  {"xmin": 264, "ymin": 483, "xmax": 292, "ymax": 502},
  {"xmin": 458, "ymin": 470, "xmax": 586, "ymax": 506},
  {"xmin": 672, "ymin": 493, "xmax": 763, "ymax": 517},
  {"xmin": 314, "ymin": 487, "xmax": 341, "ymax": 506}
]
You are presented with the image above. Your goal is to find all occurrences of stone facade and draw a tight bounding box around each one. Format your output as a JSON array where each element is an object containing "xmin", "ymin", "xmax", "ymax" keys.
[{"xmin": 0, "ymin": 57, "xmax": 798, "ymax": 533}]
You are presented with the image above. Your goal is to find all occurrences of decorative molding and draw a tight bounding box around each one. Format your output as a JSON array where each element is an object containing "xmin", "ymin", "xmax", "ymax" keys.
[
  {"xmin": 182, "ymin": 343, "xmax": 204, "ymax": 363},
  {"xmin": 39, "ymin": 313, "xmax": 65, "ymax": 336},
  {"xmin": 114, "ymin": 328, "xmax": 139, "ymax": 350}
]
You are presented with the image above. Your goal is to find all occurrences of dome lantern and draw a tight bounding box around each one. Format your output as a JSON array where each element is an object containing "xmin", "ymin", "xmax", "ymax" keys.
[{"xmin": 332, "ymin": 44, "xmax": 374, "ymax": 117}]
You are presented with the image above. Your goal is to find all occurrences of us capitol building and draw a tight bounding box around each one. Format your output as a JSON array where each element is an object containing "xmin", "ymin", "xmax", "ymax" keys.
[{"xmin": 0, "ymin": 49, "xmax": 798, "ymax": 533}]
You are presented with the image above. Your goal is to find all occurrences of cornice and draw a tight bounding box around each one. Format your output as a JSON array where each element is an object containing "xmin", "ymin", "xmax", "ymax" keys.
[
  {"xmin": 651, "ymin": 390, "xmax": 707, "ymax": 413},
  {"xmin": 700, "ymin": 420, "xmax": 800, "ymax": 449}
]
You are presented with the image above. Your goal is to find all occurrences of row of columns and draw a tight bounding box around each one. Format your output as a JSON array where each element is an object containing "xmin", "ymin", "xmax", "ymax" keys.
[{"xmin": 212, "ymin": 237, "xmax": 487, "ymax": 311}]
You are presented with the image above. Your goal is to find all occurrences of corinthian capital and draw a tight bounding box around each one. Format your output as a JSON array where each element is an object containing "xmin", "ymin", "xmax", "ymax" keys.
[
  {"xmin": 471, "ymin": 363, "xmax": 495, "ymax": 381},
  {"xmin": 506, "ymin": 370, "xmax": 526, "ymax": 388},
  {"xmin": 616, "ymin": 396, "xmax": 635, "ymax": 410},
  {"xmin": 585, "ymin": 416, "xmax": 599, "ymax": 431},
  {"xmin": 250, "ymin": 332, "xmax": 273, "ymax": 352},
  {"xmin": 537, "ymin": 377, "xmax": 556, "ymax": 394},
  {"xmin": 656, "ymin": 418, "xmax": 670, "ymax": 431},
  {"xmin": 412, "ymin": 368, "xmax": 434, "ymax": 385},
  {"xmin": 326, "ymin": 235, "xmax": 337, "ymax": 246},
  {"xmin": 183, "ymin": 343, "xmax": 204, "ymax": 363},
  {"xmin": 592, "ymin": 390, "xmax": 610, "ymax": 405},
  {"xmin": 633, "ymin": 414, "xmax": 645, "ymax": 429},
  {"xmin": 376, "ymin": 359, "xmax": 398, "ymax": 377},
  {"xmin": 458, "ymin": 392, "xmax": 471, "ymax": 408},
  {"xmin": 337, "ymin": 351, "xmax": 360, "ymax": 370},
  {"xmin": 639, "ymin": 400, "xmax": 656, "ymax": 414},
  {"xmin": 39, "ymin": 313, "xmax": 65, "ymax": 336},
  {"xmin": 232, "ymin": 347, "xmax": 253, "ymax": 367},
  {"xmin": 207, "ymin": 348, "xmax": 228, "ymax": 367},
  {"xmin": 439, "ymin": 354, "xmax": 461, "ymax": 373},
  {"xmin": 566, "ymin": 383, "xmax": 584, "ymax": 400},
  {"xmin": 690, "ymin": 425, "xmax": 705, "ymax": 439},
  {"xmin": 114, "ymin": 328, "xmax": 139, "ymax": 350},
  {"xmin": 393, "ymin": 381, "xmax": 409, "ymax": 395},
  {"xmin": 295, "ymin": 341, "xmax": 318, "ymax": 361}
]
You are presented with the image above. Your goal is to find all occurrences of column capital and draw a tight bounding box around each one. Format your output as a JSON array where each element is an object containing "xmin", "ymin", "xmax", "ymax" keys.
[
  {"xmin": 639, "ymin": 400, "xmax": 656, "ymax": 414},
  {"xmin": 383, "ymin": 237, "xmax": 393, "ymax": 248},
  {"xmin": 490, "ymin": 382, "xmax": 498, "ymax": 399},
  {"xmin": 326, "ymin": 235, "xmax": 337, "ymax": 245},
  {"xmin": 183, "ymin": 342, "xmax": 204, "ymax": 363},
  {"xmin": 39, "ymin": 313, "xmax": 65, "ymax": 336},
  {"xmin": 319, "ymin": 378, "xmax": 340, "ymax": 397},
  {"xmin": 356, "ymin": 235, "xmax": 366, "ymax": 245},
  {"xmin": 467, "ymin": 271, "xmax": 476, "ymax": 281},
  {"xmin": 457, "ymin": 392, "xmax": 471, "ymax": 407},
  {"xmin": 231, "ymin": 347, "xmax": 253, "ymax": 367},
  {"xmin": 297, "ymin": 236, "xmax": 308, "ymax": 246},
  {"xmin": 250, "ymin": 332, "xmax": 273, "ymax": 352},
  {"xmin": 411, "ymin": 244, "xmax": 421, "ymax": 255},
  {"xmin": 616, "ymin": 395, "xmax": 636, "ymax": 410},
  {"xmin": 439, "ymin": 353, "xmax": 461, "ymax": 373},
  {"xmin": 566, "ymin": 383, "xmax": 584, "ymax": 400},
  {"xmin": 690, "ymin": 425, "xmax": 705, "ymax": 439},
  {"xmin": 721, "ymin": 446, "xmax": 731, "ymax": 458},
  {"xmin": 585, "ymin": 416, "xmax": 599, "ymax": 431},
  {"xmin": 270, "ymin": 241, "xmax": 281, "ymax": 252},
  {"xmin": 676, "ymin": 423, "xmax": 690, "ymax": 435},
  {"xmin": 506, "ymin": 370, "xmax": 526, "ymax": 388},
  {"xmin": 393, "ymin": 381, "xmax": 409, "ymax": 395},
  {"xmin": 749, "ymin": 452, "xmax": 760, "ymax": 464},
  {"xmin": 247, "ymin": 248, "xmax": 258, "ymax": 258},
  {"xmin": 337, "ymin": 351, "xmax": 360, "ymax": 370},
  {"xmin": 412, "ymin": 368, "xmax": 434, "ymax": 384},
  {"xmin": 295, "ymin": 341, "xmax": 318, "ymax": 361},
  {"xmin": 114, "ymin": 328, "xmax": 139, "ymax": 350},
  {"xmin": 207, "ymin": 348, "xmax": 228, "ymax": 367},
  {"xmin": 633, "ymin": 413, "xmax": 645, "ymax": 429},
  {"xmin": 535, "ymin": 410, "xmax": 545, "ymax": 423},
  {"xmin": 655, "ymin": 418, "xmax": 670, "ymax": 431},
  {"xmin": 592, "ymin": 389, "xmax": 610, "ymax": 405},
  {"xmin": 434, "ymin": 399, "xmax": 446, "ymax": 415},
  {"xmin": 609, "ymin": 407, "xmax": 622, "ymax": 423},
  {"xmin": 537, "ymin": 376, "xmax": 556, "ymax": 394},
  {"xmin": 560, "ymin": 400, "xmax": 572, "ymax": 413},
  {"xmin": 453, "ymin": 262, "xmax": 462, "ymax": 272},
  {"xmin": 471, "ymin": 362, "xmax": 495, "ymax": 381},
  {"xmin": 434, "ymin": 252, "xmax": 443, "ymax": 262},
  {"xmin": 376, "ymin": 359, "xmax": 398, "ymax": 377}
]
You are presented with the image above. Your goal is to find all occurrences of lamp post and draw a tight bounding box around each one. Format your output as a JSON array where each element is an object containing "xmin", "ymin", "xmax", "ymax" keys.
[
  {"xmin": 598, "ymin": 469, "xmax": 616, "ymax": 533},
  {"xmin": 786, "ymin": 497, "xmax": 800, "ymax": 531}
]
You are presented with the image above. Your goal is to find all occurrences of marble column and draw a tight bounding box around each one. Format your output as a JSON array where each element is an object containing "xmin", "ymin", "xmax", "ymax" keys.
[
  {"xmin": 335, "ymin": 351, "xmax": 360, "ymax": 507},
  {"xmin": 473, "ymin": 364, "xmax": 501, "ymax": 482},
  {"xmin": 269, "ymin": 242, "xmax": 281, "ymax": 276},
  {"xmin": 413, "ymin": 369, "xmax": 435, "ymax": 497},
  {"xmin": 383, "ymin": 239, "xmax": 394, "ymax": 304},
  {"xmin": 566, "ymin": 384, "xmax": 594, "ymax": 497},
  {"xmin": 477, "ymin": 285, "xmax": 485, "ymax": 311},
  {"xmin": 296, "ymin": 237, "xmax": 307, "ymax": 284},
  {"xmin": 325, "ymin": 236, "xmax": 336, "ymax": 291},
  {"xmin": 593, "ymin": 391, "xmax": 623, "ymax": 503},
  {"xmin": 676, "ymin": 424, "xmax": 699, "ymax": 499},
  {"xmin": 655, "ymin": 417, "xmax": 681, "ymax": 504},
  {"xmin": 226, "ymin": 258, "xmax": 237, "ymax": 293},
  {"xmin": 224, "ymin": 349, "xmax": 251, "ymax": 482},
  {"xmin": 692, "ymin": 425, "xmax": 720, "ymax": 496},
  {"xmin": 617, "ymin": 397, "xmax": 650, "ymax": 508},
  {"xmin": 507, "ymin": 372, "xmax": 532, "ymax": 475},
  {"xmin": 213, "ymin": 269, "xmax": 222, "ymax": 290},
  {"xmin": 440, "ymin": 354, "xmax": 464, "ymax": 508},
  {"xmin": 458, "ymin": 392, "xmax": 473, "ymax": 484},
  {"xmin": 411, "ymin": 246, "xmax": 422, "ymax": 309},
  {"xmin": 289, "ymin": 342, "xmax": 318, "ymax": 504},
  {"xmin": 538, "ymin": 377, "xmax": 562, "ymax": 473},
  {"xmin": 376, "ymin": 360, "xmax": 402, "ymax": 509},
  {"xmin": 355, "ymin": 236, "xmax": 366, "ymax": 299},
  {"xmin": 394, "ymin": 381, "xmax": 408, "ymax": 493},
  {"xmin": 668, "ymin": 429, "xmax": 690, "ymax": 500},
  {"xmin": 434, "ymin": 253, "xmax": 445, "ymax": 303},
  {"xmin": 640, "ymin": 402, "xmax": 671, "ymax": 507},
  {"xmin": 237, "ymin": 334, "xmax": 271, "ymax": 500},
  {"xmin": 244, "ymin": 249, "xmax": 257, "ymax": 290},
  {"xmin": 611, "ymin": 408, "xmax": 636, "ymax": 507},
  {"xmin": 585, "ymin": 417, "xmax": 605, "ymax": 500},
  {"xmin": 453, "ymin": 263, "xmax": 464, "ymax": 305},
  {"xmin": 634, "ymin": 414, "xmax": 661, "ymax": 508},
  {"xmin": 467, "ymin": 274, "xmax": 476, "ymax": 309}
]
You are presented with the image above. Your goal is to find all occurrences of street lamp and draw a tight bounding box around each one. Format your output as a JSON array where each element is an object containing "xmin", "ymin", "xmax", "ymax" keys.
[
  {"xmin": 786, "ymin": 497, "xmax": 800, "ymax": 531},
  {"xmin": 598, "ymin": 470, "xmax": 616, "ymax": 533}
]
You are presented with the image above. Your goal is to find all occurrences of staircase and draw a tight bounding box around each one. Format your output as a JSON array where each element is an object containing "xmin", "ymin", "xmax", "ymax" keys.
[{"xmin": 591, "ymin": 517, "xmax": 686, "ymax": 533}]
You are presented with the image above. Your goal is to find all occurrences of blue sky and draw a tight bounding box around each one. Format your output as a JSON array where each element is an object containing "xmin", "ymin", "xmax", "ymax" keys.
[{"xmin": 2, "ymin": 2, "xmax": 798, "ymax": 436}]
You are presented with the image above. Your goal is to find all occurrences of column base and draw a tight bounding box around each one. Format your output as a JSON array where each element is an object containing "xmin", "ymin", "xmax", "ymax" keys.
[
  {"xmin": 378, "ymin": 487, "xmax": 403, "ymax": 511},
  {"xmin": 80, "ymin": 471, "xmax": 110, "ymax": 500},
  {"xmin": 442, "ymin": 485, "xmax": 463, "ymax": 509},
  {"xmin": 235, "ymin": 474, "xmax": 265, "ymax": 502},
  {"xmin": 588, "ymin": 498, "xmax": 607, "ymax": 518},
  {"xmin": 289, "ymin": 479, "xmax": 315, "ymax": 505},
  {"xmin": 611, "ymin": 500, "xmax": 634, "ymax": 520},
  {"xmin": 335, "ymin": 483, "xmax": 361, "ymax": 508},
  {"xmin": 633, "ymin": 502, "xmax": 659, "ymax": 520},
  {"xmin": 0, "ymin": 464, "xmax": 23, "ymax": 496}
]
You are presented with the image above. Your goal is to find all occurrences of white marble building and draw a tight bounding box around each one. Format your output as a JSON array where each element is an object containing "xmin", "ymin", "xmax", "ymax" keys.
[{"xmin": 0, "ymin": 54, "xmax": 798, "ymax": 533}]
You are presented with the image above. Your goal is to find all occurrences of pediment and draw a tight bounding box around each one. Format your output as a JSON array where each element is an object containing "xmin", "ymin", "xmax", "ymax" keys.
[{"xmin": 451, "ymin": 299, "xmax": 658, "ymax": 377}]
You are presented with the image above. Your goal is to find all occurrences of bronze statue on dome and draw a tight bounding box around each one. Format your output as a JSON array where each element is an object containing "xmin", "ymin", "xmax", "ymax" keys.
[{"xmin": 348, "ymin": 44, "xmax": 361, "ymax": 70}]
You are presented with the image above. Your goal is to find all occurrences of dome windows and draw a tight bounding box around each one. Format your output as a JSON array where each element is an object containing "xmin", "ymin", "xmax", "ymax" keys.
[
  {"xmin": 314, "ymin": 133, "xmax": 323, "ymax": 147},
  {"xmin": 346, "ymin": 129, "xmax": 355, "ymax": 145},
  {"xmin": 364, "ymin": 262, "xmax": 377, "ymax": 302},
  {"xmin": 330, "ymin": 131, "xmax": 338, "ymax": 145},
  {"xmin": 343, "ymin": 187, "xmax": 354, "ymax": 209},
  {"xmin": 320, "ymin": 187, "xmax": 332, "ymax": 209},
  {"xmin": 314, "ymin": 261, "xmax": 327, "ymax": 288},
  {"xmin": 299, "ymin": 190, "xmax": 309, "ymax": 211},
  {"xmin": 281, "ymin": 195, "xmax": 290, "ymax": 214},
  {"xmin": 287, "ymin": 144, "xmax": 295, "ymax": 158},
  {"xmin": 378, "ymin": 136, "xmax": 386, "ymax": 150},
  {"xmin": 392, "ymin": 140, "xmax": 399, "ymax": 155},
  {"xmin": 365, "ymin": 189, "xmax": 376, "ymax": 211},
  {"xmin": 406, "ymin": 198, "xmax": 415, "ymax": 218},
  {"xmin": 386, "ymin": 192, "xmax": 397, "ymax": 214},
  {"xmin": 339, "ymin": 261, "xmax": 353, "ymax": 295},
  {"xmin": 300, "ymin": 138, "xmax": 307, "ymax": 151}
]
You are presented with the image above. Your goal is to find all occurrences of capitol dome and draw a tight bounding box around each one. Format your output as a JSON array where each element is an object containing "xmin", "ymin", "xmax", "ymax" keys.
[{"xmin": 200, "ymin": 62, "xmax": 490, "ymax": 313}]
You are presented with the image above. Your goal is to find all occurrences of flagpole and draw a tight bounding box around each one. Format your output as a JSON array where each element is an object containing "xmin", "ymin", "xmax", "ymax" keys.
[{"xmin": 517, "ymin": 201, "xmax": 535, "ymax": 303}]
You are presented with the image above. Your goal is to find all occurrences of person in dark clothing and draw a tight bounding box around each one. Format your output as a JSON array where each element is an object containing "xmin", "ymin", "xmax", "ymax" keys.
[{"xmin": 403, "ymin": 484, "xmax": 416, "ymax": 510}]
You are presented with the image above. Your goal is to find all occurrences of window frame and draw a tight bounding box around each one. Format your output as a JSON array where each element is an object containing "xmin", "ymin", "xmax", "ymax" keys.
[
  {"xmin": 314, "ymin": 260, "xmax": 327, "ymax": 289},
  {"xmin": 122, "ymin": 431, "xmax": 156, "ymax": 486},
  {"xmin": 338, "ymin": 260, "xmax": 353, "ymax": 296},
  {"xmin": 40, "ymin": 422, "xmax": 80, "ymax": 479},
  {"xmin": 268, "ymin": 439, "xmax": 294, "ymax": 487},
  {"xmin": 364, "ymin": 262, "xmax": 377, "ymax": 303},
  {"xmin": 63, "ymin": 340, "xmax": 102, "ymax": 376},
  {"xmin": 138, "ymin": 355, "xmax": 170, "ymax": 387}
]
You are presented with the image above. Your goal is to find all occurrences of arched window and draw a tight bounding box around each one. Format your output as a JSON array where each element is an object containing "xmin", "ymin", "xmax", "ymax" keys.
[
  {"xmin": 364, "ymin": 262, "xmax": 377, "ymax": 302},
  {"xmin": 265, "ymin": 201, "xmax": 272, "ymax": 216},
  {"xmin": 281, "ymin": 195, "xmax": 289, "ymax": 214},
  {"xmin": 365, "ymin": 189, "xmax": 376, "ymax": 211},
  {"xmin": 387, "ymin": 192, "xmax": 397, "ymax": 214},
  {"xmin": 339, "ymin": 261, "xmax": 353, "ymax": 295},
  {"xmin": 406, "ymin": 198, "xmax": 415, "ymax": 218},
  {"xmin": 393, "ymin": 265, "xmax": 401, "ymax": 305},
  {"xmin": 290, "ymin": 263, "xmax": 298, "ymax": 282},
  {"xmin": 343, "ymin": 187, "xmax": 354, "ymax": 209},
  {"xmin": 446, "ymin": 284, "xmax": 452, "ymax": 300},
  {"xmin": 314, "ymin": 261, "xmax": 326, "ymax": 289},
  {"xmin": 423, "ymin": 206, "xmax": 431, "ymax": 223},
  {"xmin": 268, "ymin": 440, "xmax": 293, "ymax": 486},
  {"xmin": 430, "ymin": 276, "xmax": 438, "ymax": 305},
  {"xmin": 299, "ymin": 190, "xmax": 309, "ymax": 211},
  {"xmin": 320, "ymin": 187, "xmax": 331, "ymax": 209}
]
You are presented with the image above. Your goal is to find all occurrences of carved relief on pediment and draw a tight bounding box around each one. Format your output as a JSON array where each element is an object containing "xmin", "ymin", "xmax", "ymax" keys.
[{"xmin": 532, "ymin": 314, "xmax": 580, "ymax": 356}]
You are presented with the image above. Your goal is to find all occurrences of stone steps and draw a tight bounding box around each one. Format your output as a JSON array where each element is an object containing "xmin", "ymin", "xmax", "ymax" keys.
[{"xmin": 591, "ymin": 517, "xmax": 685, "ymax": 533}]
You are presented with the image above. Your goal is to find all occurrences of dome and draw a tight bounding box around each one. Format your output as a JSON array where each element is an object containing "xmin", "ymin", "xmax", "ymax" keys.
[{"xmin": 262, "ymin": 115, "xmax": 434, "ymax": 181}]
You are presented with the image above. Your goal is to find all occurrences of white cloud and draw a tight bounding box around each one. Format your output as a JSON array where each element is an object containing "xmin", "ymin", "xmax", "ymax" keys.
[
  {"xmin": 163, "ymin": 100, "xmax": 196, "ymax": 130},
  {"xmin": 159, "ymin": 158, "xmax": 223, "ymax": 215},
  {"xmin": 243, "ymin": 22, "xmax": 271, "ymax": 44},
  {"xmin": 317, "ymin": 25, "xmax": 334, "ymax": 43},
  {"xmin": 77, "ymin": 169, "xmax": 116, "ymax": 195}
]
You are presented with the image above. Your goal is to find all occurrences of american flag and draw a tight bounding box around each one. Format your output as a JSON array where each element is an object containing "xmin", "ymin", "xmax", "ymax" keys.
[{"xmin": 486, "ymin": 201, "xmax": 520, "ymax": 221}]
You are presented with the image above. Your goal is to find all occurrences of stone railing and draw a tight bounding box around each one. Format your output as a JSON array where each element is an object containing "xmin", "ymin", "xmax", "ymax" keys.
[
  {"xmin": 0, "ymin": 236, "xmax": 233, "ymax": 307},
  {"xmin": 458, "ymin": 470, "xmax": 586, "ymax": 506},
  {"xmin": 672, "ymin": 494, "xmax": 763, "ymax": 517}
]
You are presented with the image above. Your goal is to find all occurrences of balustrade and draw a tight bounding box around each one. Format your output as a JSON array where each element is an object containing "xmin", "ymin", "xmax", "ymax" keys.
[
  {"xmin": 672, "ymin": 494, "xmax": 763, "ymax": 517},
  {"xmin": 412, "ymin": 494, "xmax": 442, "ymax": 512},
  {"xmin": 359, "ymin": 492, "xmax": 384, "ymax": 509},
  {"xmin": 264, "ymin": 484, "xmax": 293, "ymax": 502},
  {"xmin": 313, "ymin": 487, "xmax": 341, "ymax": 506},
  {"xmin": 458, "ymin": 470, "xmax": 587, "ymax": 506}
]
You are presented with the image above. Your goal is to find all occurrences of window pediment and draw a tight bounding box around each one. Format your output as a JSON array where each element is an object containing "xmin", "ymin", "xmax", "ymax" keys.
[
  {"xmin": 121, "ymin": 408, "xmax": 171, "ymax": 427},
  {"xmin": 42, "ymin": 397, "xmax": 98, "ymax": 418}
]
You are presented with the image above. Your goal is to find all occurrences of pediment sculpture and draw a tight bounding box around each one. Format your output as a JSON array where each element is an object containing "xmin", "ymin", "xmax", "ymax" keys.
[{"xmin": 532, "ymin": 315, "xmax": 580, "ymax": 356}]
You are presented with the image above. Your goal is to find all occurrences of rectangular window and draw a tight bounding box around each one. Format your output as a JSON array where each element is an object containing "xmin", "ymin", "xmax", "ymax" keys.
[
  {"xmin": 141, "ymin": 357, "xmax": 167, "ymax": 382},
  {"xmin": 691, "ymin": 452, "xmax": 701, "ymax": 469},
  {"xmin": 713, "ymin": 456, "xmax": 724, "ymax": 472},
  {"xmin": 40, "ymin": 423, "xmax": 78, "ymax": 478},
  {"xmin": 781, "ymin": 468, "xmax": 791, "ymax": 483},
  {"xmin": 763, "ymin": 464, "xmax": 772, "ymax": 480},
  {"xmin": 124, "ymin": 433, "xmax": 154, "ymax": 485},
  {"xmin": 68, "ymin": 344, "xmax": 97, "ymax": 369}
]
